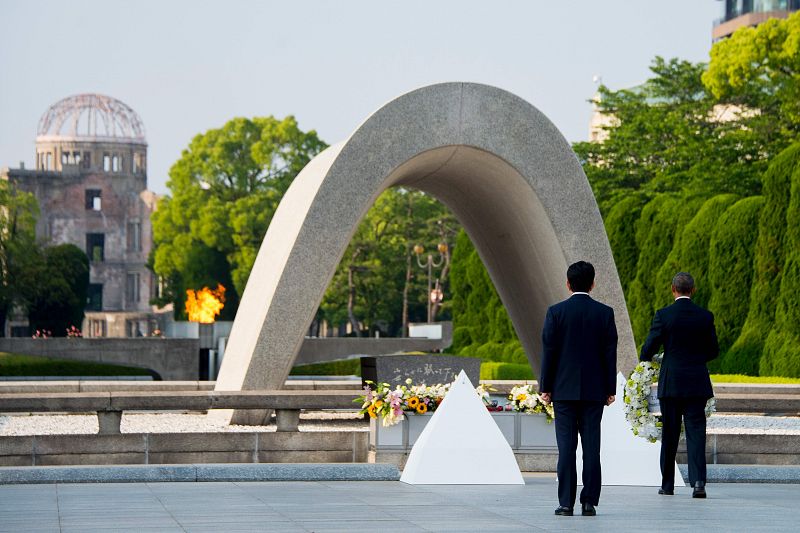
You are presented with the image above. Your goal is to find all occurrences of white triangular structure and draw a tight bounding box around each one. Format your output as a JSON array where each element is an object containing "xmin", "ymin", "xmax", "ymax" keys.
[
  {"xmin": 400, "ymin": 370, "xmax": 524, "ymax": 484},
  {"xmin": 577, "ymin": 372, "xmax": 684, "ymax": 487}
]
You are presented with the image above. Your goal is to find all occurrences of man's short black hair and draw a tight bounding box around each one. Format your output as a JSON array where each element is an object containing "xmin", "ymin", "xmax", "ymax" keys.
[
  {"xmin": 672, "ymin": 272, "xmax": 695, "ymax": 295},
  {"xmin": 567, "ymin": 261, "xmax": 595, "ymax": 293}
]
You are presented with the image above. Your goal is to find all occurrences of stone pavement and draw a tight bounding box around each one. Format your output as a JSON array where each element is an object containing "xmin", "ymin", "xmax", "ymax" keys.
[{"xmin": 0, "ymin": 474, "xmax": 797, "ymax": 532}]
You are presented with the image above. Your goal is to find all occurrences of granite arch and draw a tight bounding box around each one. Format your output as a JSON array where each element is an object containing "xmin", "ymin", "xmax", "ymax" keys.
[{"xmin": 214, "ymin": 82, "xmax": 635, "ymax": 423}]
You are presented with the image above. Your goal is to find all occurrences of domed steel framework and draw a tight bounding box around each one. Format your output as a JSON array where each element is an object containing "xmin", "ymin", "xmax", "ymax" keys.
[{"xmin": 36, "ymin": 94, "xmax": 146, "ymax": 143}]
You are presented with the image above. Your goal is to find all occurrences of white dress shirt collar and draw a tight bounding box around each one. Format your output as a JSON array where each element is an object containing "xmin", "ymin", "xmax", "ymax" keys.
[
  {"xmin": 570, "ymin": 292, "xmax": 590, "ymax": 297},
  {"xmin": 675, "ymin": 295, "xmax": 691, "ymax": 301}
]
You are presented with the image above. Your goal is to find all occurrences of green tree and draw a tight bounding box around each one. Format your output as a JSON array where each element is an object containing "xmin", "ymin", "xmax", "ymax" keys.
[
  {"xmin": 151, "ymin": 116, "xmax": 327, "ymax": 318},
  {"xmin": 703, "ymin": 11, "xmax": 800, "ymax": 141},
  {"xmin": 728, "ymin": 143, "xmax": 800, "ymax": 373},
  {"xmin": 603, "ymin": 195, "xmax": 647, "ymax": 293},
  {"xmin": 654, "ymin": 194, "xmax": 739, "ymax": 310},
  {"xmin": 0, "ymin": 181, "xmax": 40, "ymax": 334},
  {"xmin": 319, "ymin": 188, "xmax": 457, "ymax": 336},
  {"xmin": 761, "ymin": 154, "xmax": 800, "ymax": 377},
  {"xmin": 27, "ymin": 244, "xmax": 89, "ymax": 336},
  {"xmin": 707, "ymin": 196, "xmax": 765, "ymax": 374},
  {"xmin": 575, "ymin": 57, "xmax": 766, "ymax": 215}
]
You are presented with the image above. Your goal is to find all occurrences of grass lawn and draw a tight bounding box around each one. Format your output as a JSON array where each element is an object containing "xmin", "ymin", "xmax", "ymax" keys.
[
  {"xmin": 0, "ymin": 352, "xmax": 152, "ymax": 377},
  {"xmin": 710, "ymin": 373, "xmax": 800, "ymax": 384}
]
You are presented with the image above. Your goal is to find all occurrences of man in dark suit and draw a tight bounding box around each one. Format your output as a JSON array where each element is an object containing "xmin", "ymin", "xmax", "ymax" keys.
[
  {"xmin": 640, "ymin": 272, "xmax": 719, "ymax": 498},
  {"xmin": 540, "ymin": 261, "xmax": 618, "ymax": 517}
]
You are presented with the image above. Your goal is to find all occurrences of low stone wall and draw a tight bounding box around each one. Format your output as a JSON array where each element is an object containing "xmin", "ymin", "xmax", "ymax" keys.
[
  {"xmin": 677, "ymin": 434, "xmax": 800, "ymax": 466},
  {"xmin": 0, "ymin": 338, "xmax": 200, "ymax": 380},
  {"xmin": 0, "ymin": 431, "xmax": 368, "ymax": 467}
]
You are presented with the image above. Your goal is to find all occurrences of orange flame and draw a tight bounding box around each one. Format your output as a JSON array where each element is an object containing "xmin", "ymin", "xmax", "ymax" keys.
[{"xmin": 185, "ymin": 284, "xmax": 226, "ymax": 323}]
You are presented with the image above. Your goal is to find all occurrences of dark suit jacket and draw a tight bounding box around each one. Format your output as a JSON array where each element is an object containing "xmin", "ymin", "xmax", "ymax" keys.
[
  {"xmin": 640, "ymin": 298, "xmax": 719, "ymax": 399},
  {"xmin": 539, "ymin": 294, "xmax": 618, "ymax": 402}
]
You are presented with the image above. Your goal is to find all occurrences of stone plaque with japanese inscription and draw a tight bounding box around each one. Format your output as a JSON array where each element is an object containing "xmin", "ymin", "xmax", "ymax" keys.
[{"xmin": 360, "ymin": 355, "xmax": 481, "ymax": 387}]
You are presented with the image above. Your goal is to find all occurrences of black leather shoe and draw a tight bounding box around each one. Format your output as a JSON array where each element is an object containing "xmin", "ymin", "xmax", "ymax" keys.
[
  {"xmin": 554, "ymin": 506, "xmax": 573, "ymax": 516},
  {"xmin": 658, "ymin": 488, "xmax": 674, "ymax": 495},
  {"xmin": 692, "ymin": 481, "xmax": 706, "ymax": 498},
  {"xmin": 581, "ymin": 503, "xmax": 596, "ymax": 516}
]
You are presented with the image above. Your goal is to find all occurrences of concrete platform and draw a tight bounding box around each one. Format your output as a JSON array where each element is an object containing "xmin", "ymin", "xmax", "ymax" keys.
[{"xmin": 0, "ymin": 476, "xmax": 797, "ymax": 532}]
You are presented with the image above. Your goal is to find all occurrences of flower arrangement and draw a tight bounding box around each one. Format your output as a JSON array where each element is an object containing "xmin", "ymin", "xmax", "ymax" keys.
[
  {"xmin": 66, "ymin": 325, "xmax": 83, "ymax": 338},
  {"xmin": 624, "ymin": 353, "xmax": 716, "ymax": 443},
  {"xmin": 357, "ymin": 378, "xmax": 554, "ymax": 427},
  {"xmin": 508, "ymin": 384, "xmax": 555, "ymax": 422},
  {"xmin": 357, "ymin": 379, "xmax": 448, "ymax": 427},
  {"xmin": 32, "ymin": 329, "xmax": 53, "ymax": 338}
]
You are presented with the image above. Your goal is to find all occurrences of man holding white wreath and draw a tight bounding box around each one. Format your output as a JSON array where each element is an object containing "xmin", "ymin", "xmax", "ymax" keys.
[{"xmin": 640, "ymin": 272, "xmax": 719, "ymax": 498}]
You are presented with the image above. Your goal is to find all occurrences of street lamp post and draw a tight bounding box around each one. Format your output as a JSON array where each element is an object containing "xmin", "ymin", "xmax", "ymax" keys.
[{"xmin": 414, "ymin": 242, "xmax": 448, "ymax": 323}]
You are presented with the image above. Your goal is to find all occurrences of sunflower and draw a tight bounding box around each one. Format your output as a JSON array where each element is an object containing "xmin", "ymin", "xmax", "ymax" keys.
[
  {"xmin": 416, "ymin": 403, "xmax": 428, "ymax": 414},
  {"xmin": 407, "ymin": 396, "xmax": 420, "ymax": 409}
]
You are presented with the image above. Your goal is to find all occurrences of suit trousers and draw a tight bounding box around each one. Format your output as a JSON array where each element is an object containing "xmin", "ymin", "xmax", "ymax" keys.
[
  {"xmin": 659, "ymin": 397, "xmax": 707, "ymax": 490},
  {"xmin": 553, "ymin": 401, "xmax": 604, "ymax": 508}
]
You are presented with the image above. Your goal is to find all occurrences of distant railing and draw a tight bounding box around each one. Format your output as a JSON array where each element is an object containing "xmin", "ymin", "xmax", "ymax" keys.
[{"xmin": 0, "ymin": 390, "xmax": 361, "ymax": 434}]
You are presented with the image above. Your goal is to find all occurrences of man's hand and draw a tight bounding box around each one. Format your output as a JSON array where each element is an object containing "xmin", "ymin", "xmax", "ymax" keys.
[
  {"xmin": 540, "ymin": 392, "xmax": 551, "ymax": 405},
  {"xmin": 606, "ymin": 395, "xmax": 615, "ymax": 406}
]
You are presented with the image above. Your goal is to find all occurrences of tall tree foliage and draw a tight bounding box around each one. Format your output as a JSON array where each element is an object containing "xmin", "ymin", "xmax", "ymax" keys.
[
  {"xmin": 0, "ymin": 182, "xmax": 40, "ymax": 334},
  {"xmin": 27, "ymin": 244, "xmax": 89, "ymax": 335},
  {"xmin": 708, "ymin": 196, "xmax": 765, "ymax": 374},
  {"xmin": 761, "ymin": 154, "xmax": 800, "ymax": 377},
  {"xmin": 654, "ymin": 194, "xmax": 739, "ymax": 311},
  {"xmin": 151, "ymin": 116, "xmax": 327, "ymax": 318},
  {"xmin": 575, "ymin": 58, "xmax": 765, "ymax": 215},
  {"xmin": 319, "ymin": 188, "xmax": 457, "ymax": 336},
  {"xmin": 704, "ymin": 11, "xmax": 800, "ymax": 142},
  {"xmin": 727, "ymin": 144, "xmax": 800, "ymax": 372}
]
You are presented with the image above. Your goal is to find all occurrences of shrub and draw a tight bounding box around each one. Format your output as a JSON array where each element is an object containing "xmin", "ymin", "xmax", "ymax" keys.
[
  {"xmin": 627, "ymin": 195, "xmax": 702, "ymax": 345},
  {"xmin": 761, "ymin": 157, "xmax": 800, "ymax": 377},
  {"xmin": 729, "ymin": 143, "xmax": 800, "ymax": 372},
  {"xmin": 604, "ymin": 195, "xmax": 647, "ymax": 293},
  {"xmin": 707, "ymin": 196, "xmax": 764, "ymax": 374},
  {"xmin": 480, "ymin": 362, "xmax": 535, "ymax": 381},
  {"xmin": 655, "ymin": 194, "xmax": 739, "ymax": 310}
]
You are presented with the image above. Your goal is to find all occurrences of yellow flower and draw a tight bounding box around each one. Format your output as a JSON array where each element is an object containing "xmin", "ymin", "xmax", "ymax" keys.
[
  {"xmin": 516, "ymin": 394, "xmax": 526, "ymax": 401},
  {"xmin": 367, "ymin": 404, "xmax": 377, "ymax": 418},
  {"xmin": 374, "ymin": 400, "xmax": 384, "ymax": 409},
  {"xmin": 407, "ymin": 396, "xmax": 420, "ymax": 409},
  {"xmin": 416, "ymin": 402, "xmax": 428, "ymax": 414}
]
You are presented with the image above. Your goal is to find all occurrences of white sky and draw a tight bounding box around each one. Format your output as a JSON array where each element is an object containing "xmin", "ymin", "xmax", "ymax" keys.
[{"xmin": 0, "ymin": 0, "xmax": 721, "ymax": 195}]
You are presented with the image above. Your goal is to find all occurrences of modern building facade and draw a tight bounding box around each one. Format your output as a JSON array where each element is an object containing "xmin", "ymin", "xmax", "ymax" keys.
[
  {"xmin": 714, "ymin": 0, "xmax": 799, "ymax": 40},
  {"xmin": 1, "ymin": 94, "xmax": 164, "ymax": 337}
]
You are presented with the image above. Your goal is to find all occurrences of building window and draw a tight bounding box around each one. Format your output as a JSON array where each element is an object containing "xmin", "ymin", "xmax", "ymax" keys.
[
  {"xmin": 103, "ymin": 153, "xmax": 111, "ymax": 172},
  {"xmin": 132, "ymin": 153, "xmax": 145, "ymax": 174},
  {"xmin": 46, "ymin": 152, "xmax": 53, "ymax": 171},
  {"xmin": 126, "ymin": 272, "xmax": 141, "ymax": 304},
  {"xmin": 112, "ymin": 155, "xmax": 121, "ymax": 172},
  {"xmin": 85, "ymin": 189, "xmax": 102, "ymax": 211},
  {"xmin": 87, "ymin": 284, "xmax": 103, "ymax": 311},
  {"xmin": 127, "ymin": 220, "xmax": 142, "ymax": 251},
  {"xmin": 86, "ymin": 233, "xmax": 105, "ymax": 262},
  {"xmin": 81, "ymin": 151, "xmax": 91, "ymax": 169},
  {"xmin": 88, "ymin": 318, "xmax": 106, "ymax": 337}
]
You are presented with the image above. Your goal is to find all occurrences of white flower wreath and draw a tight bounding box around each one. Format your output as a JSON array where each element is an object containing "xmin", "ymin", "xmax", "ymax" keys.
[{"xmin": 623, "ymin": 353, "xmax": 716, "ymax": 443}]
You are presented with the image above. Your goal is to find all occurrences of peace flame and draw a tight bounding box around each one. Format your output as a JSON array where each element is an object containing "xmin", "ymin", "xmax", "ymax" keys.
[{"xmin": 185, "ymin": 284, "xmax": 226, "ymax": 323}]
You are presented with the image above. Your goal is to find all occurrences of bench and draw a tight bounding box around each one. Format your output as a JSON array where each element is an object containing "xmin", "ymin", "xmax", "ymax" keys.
[{"xmin": 0, "ymin": 390, "xmax": 361, "ymax": 434}]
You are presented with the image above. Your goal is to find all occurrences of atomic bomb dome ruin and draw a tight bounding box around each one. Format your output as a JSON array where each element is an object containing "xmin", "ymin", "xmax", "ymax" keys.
[{"xmin": 2, "ymin": 94, "xmax": 163, "ymax": 337}]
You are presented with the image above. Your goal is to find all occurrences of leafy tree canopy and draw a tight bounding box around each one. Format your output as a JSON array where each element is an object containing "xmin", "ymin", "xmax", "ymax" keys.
[{"xmin": 151, "ymin": 116, "xmax": 327, "ymax": 318}]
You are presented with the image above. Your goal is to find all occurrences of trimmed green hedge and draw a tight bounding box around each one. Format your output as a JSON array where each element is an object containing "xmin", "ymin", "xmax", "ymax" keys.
[
  {"xmin": 604, "ymin": 195, "xmax": 647, "ymax": 292},
  {"xmin": 290, "ymin": 359, "xmax": 360, "ymax": 376},
  {"xmin": 729, "ymin": 143, "xmax": 800, "ymax": 373},
  {"xmin": 627, "ymin": 195, "xmax": 702, "ymax": 345},
  {"xmin": 655, "ymin": 194, "xmax": 739, "ymax": 311},
  {"xmin": 707, "ymin": 196, "xmax": 765, "ymax": 374},
  {"xmin": 449, "ymin": 229, "xmax": 519, "ymax": 359},
  {"xmin": 0, "ymin": 352, "xmax": 152, "ymax": 377},
  {"xmin": 761, "ymin": 156, "xmax": 800, "ymax": 377},
  {"xmin": 480, "ymin": 362, "xmax": 535, "ymax": 381}
]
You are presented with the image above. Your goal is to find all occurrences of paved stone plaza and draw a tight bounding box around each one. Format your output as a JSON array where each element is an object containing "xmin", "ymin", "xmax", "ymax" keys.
[{"xmin": 1, "ymin": 475, "xmax": 797, "ymax": 532}]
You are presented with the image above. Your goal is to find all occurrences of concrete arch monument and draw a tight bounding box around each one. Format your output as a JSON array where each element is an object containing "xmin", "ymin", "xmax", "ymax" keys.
[{"xmin": 215, "ymin": 82, "xmax": 636, "ymax": 423}]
